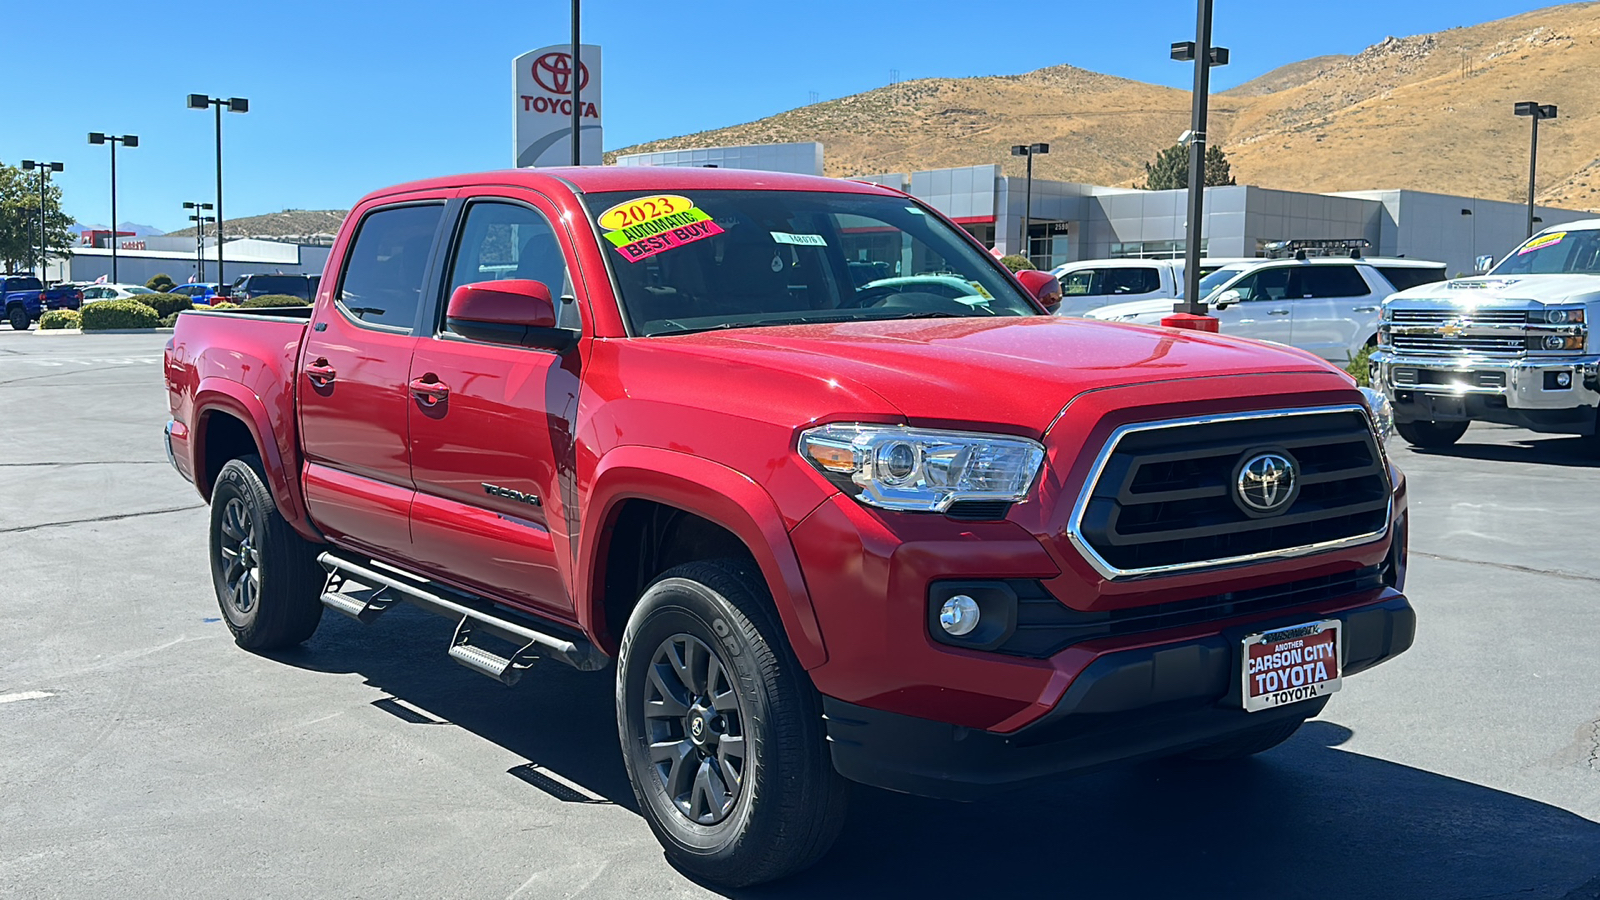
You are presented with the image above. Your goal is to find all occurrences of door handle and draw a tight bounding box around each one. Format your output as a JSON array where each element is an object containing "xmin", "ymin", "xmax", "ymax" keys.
[
  {"xmin": 1352, "ymin": 306, "xmax": 1379, "ymax": 313},
  {"xmin": 1268, "ymin": 309, "xmax": 1291, "ymax": 316},
  {"xmin": 409, "ymin": 376, "xmax": 451, "ymax": 406},
  {"xmin": 305, "ymin": 360, "xmax": 336, "ymax": 386}
]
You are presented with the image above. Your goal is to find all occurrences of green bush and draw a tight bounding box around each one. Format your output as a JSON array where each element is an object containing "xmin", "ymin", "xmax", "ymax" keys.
[
  {"xmin": 1346, "ymin": 342, "xmax": 1374, "ymax": 387},
  {"xmin": 39, "ymin": 309, "xmax": 81, "ymax": 330},
  {"xmin": 134, "ymin": 293, "xmax": 194, "ymax": 318},
  {"xmin": 999, "ymin": 254, "xmax": 1036, "ymax": 272},
  {"xmin": 208, "ymin": 301, "xmax": 239, "ymax": 310},
  {"xmin": 240, "ymin": 294, "xmax": 311, "ymax": 308},
  {"xmin": 82, "ymin": 298, "xmax": 161, "ymax": 330},
  {"xmin": 159, "ymin": 312, "xmax": 181, "ymax": 327},
  {"xmin": 146, "ymin": 273, "xmax": 176, "ymax": 292}
]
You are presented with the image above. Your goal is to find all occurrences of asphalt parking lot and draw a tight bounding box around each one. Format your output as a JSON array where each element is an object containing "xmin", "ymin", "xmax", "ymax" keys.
[{"xmin": 2, "ymin": 330, "xmax": 1598, "ymax": 900}]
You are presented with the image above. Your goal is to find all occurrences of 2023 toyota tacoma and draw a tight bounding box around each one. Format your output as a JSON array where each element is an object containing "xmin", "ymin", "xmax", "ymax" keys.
[{"xmin": 163, "ymin": 167, "xmax": 1415, "ymax": 886}]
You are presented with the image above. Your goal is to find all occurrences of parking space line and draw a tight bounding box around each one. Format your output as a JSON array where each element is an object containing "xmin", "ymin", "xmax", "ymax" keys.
[{"xmin": 0, "ymin": 691, "xmax": 55, "ymax": 705}]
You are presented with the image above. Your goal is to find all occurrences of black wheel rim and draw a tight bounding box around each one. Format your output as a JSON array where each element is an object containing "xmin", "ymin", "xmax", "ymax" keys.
[
  {"xmin": 642, "ymin": 633, "xmax": 746, "ymax": 825},
  {"xmin": 217, "ymin": 497, "xmax": 260, "ymax": 617}
]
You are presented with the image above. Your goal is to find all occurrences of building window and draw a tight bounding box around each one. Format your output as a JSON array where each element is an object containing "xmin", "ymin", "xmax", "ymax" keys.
[{"xmin": 1109, "ymin": 240, "xmax": 1206, "ymax": 260}]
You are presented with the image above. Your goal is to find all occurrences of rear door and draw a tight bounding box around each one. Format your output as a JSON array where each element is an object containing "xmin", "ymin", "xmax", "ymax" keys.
[
  {"xmin": 297, "ymin": 196, "xmax": 450, "ymax": 559},
  {"xmin": 405, "ymin": 192, "xmax": 586, "ymax": 619},
  {"xmin": 1289, "ymin": 264, "xmax": 1381, "ymax": 362}
]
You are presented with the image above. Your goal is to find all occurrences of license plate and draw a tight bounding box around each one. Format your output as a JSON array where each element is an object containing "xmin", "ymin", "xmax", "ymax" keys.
[{"xmin": 1242, "ymin": 620, "xmax": 1342, "ymax": 713}]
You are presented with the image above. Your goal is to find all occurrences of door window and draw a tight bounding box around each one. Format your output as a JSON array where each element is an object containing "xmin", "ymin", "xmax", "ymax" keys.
[
  {"xmin": 1376, "ymin": 266, "xmax": 1446, "ymax": 291},
  {"xmin": 1298, "ymin": 265, "xmax": 1369, "ymax": 298},
  {"xmin": 337, "ymin": 204, "xmax": 445, "ymax": 330},
  {"xmin": 1104, "ymin": 267, "xmax": 1161, "ymax": 295},
  {"xmin": 1232, "ymin": 267, "xmax": 1292, "ymax": 302},
  {"xmin": 1061, "ymin": 269, "xmax": 1098, "ymax": 296},
  {"xmin": 443, "ymin": 201, "xmax": 578, "ymax": 333}
]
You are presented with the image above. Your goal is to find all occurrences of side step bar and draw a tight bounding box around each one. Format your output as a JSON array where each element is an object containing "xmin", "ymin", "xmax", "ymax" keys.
[{"xmin": 317, "ymin": 551, "xmax": 610, "ymax": 682}]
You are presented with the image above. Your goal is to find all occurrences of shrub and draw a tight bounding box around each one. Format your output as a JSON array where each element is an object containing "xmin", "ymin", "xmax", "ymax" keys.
[
  {"xmin": 240, "ymin": 294, "xmax": 311, "ymax": 308},
  {"xmin": 135, "ymin": 293, "xmax": 194, "ymax": 318},
  {"xmin": 999, "ymin": 254, "xmax": 1036, "ymax": 272},
  {"xmin": 146, "ymin": 273, "xmax": 176, "ymax": 292},
  {"xmin": 160, "ymin": 312, "xmax": 181, "ymax": 327},
  {"xmin": 209, "ymin": 301, "xmax": 239, "ymax": 310},
  {"xmin": 39, "ymin": 309, "xmax": 81, "ymax": 330},
  {"xmin": 82, "ymin": 298, "xmax": 160, "ymax": 330},
  {"xmin": 1346, "ymin": 342, "xmax": 1374, "ymax": 387}
]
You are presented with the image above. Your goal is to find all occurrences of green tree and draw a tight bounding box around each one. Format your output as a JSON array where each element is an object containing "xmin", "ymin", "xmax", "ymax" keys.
[
  {"xmin": 147, "ymin": 273, "xmax": 176, "ymax": 292},
  {"xmin": 1140, "ymin": 143, "xmax": 1236, "ymax": 191},
  {"xmin": 0, "ymin": 161, "xmax": 75, "ymax": 275},
  {"xmin": 999, "ymin": 254, "xmax": 1036, "ymax": 272}
]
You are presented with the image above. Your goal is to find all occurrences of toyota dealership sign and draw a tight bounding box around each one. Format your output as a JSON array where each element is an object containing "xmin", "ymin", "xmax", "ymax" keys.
[{"xmin": 515, "ymin": 44, "xmax": 602, "ymax": 168}]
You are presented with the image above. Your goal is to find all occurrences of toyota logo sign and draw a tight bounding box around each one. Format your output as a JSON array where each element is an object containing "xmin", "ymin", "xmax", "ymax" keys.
[
  {"xmin": 532, "ymin": 52, "xmax": 589, "ymax": 95},
  {"xmin": 1234, "ymin": 451, "xmax": 1299, "ymax": 517}
]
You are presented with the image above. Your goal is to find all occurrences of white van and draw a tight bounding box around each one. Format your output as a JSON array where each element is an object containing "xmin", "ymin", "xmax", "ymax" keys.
[{"xmin": 1049, "ymin": 258, "xmax": 1254, "ymax": 317}]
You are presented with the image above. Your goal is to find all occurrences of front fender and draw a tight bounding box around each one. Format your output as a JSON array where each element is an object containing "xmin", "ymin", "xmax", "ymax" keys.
[
  {"xmin": 579, "ymin": 445, "xmax": 828, "ymax": 669},
  {"xmin": 193, "ymin": 377, "xmax": 317, "ymax": 540}
]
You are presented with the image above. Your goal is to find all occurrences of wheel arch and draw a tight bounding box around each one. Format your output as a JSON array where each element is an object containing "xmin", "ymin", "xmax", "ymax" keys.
[
  {"xmin": 192, "ymin": 377, "xmax": 318, "ymax": 540},
  {"xmin": 579, "ymin": 446, "xmax": 827, "ymax": 669}
]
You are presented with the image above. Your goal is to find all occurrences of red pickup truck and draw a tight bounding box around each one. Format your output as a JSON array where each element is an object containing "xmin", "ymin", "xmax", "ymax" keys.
[{"xmin": 164, "ymin": 167, "xmax": 1414, "ymax": 886}]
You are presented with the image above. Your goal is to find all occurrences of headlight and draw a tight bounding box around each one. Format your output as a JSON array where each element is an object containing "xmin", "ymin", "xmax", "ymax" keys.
[
  {"xmin": 1359, "ymin": 386, "xmax": 1394, "ymax": 443},
  {"xmin": 799, "ymin": 424, "xmax": 1046, "ymax": 512}
]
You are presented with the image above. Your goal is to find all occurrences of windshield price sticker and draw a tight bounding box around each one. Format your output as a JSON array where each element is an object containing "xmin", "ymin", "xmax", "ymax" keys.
[
  {"xmin": 1242, "ymin": 620, "xmax": 1341, "ymax": 713},
  {"xmin": 609, "ymin": 218, "xmax": 725, "ymax": 263},
  {"xmin": 1519, "ymin": 232, "xmax": 1566, "ymax": 255},
  {"xmin": 597, "ymin": 194, "xmax": 695, "ymax": 232},
  {"xmin": 771, "ymin": 232, "xmax": 828, "ymax": 247}
]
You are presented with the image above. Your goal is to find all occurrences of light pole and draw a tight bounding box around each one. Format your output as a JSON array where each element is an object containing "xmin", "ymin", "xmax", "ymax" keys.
[
  {"xmin": 20, "ymin": 160, "xmax": 64, "ymax": 281},
  {"xmin": 1514, "ymin": 101, "xmax": 1557, "ymax": 238},
  {"xmin": 87, "ymin": 133, "xmax": 138, "ymax": 284},
  {"xmin": 188, "ymin": 94, "xmax": 249, "ymax": 287},
  {"xmin": 183, "ymin": 201, "xmax": 215, "ymax": 281},
  {"xmin": 1010, "ymin": 143, "xmax": 1050, "ymax": 266},
  {"xmin": 571, "ymin": 0, "xmax": 582, "ymax": 165},
  {"xmin": 1170, "ymin": 0, "xmax": 1229, "ymax": 324}
]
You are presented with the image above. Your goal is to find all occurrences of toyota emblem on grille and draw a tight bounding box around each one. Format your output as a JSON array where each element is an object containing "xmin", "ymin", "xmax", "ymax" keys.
[{"xmin": 1235, "ymin": 452, "xmax": 1298, "ymax": 516}]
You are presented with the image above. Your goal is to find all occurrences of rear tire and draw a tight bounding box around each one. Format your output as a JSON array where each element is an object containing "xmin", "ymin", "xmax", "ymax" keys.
[
  {"xmin": 8, "ymin": 306, "xmax": 29, "ymax": 331},
  {"xmin": 1186, "ymin": 717, "xmax": 1306, "ymax": 761},
  {"xmin": 208, "ymin": 455, "xmax": 323, "ymax": 650},
  {"xmin": 616, "ymin": 560, "xmax": 847, "ymax": 887},
  {"xmin": 1396, "ymin": 419, "xmax": 1469, "ymax": 449}
]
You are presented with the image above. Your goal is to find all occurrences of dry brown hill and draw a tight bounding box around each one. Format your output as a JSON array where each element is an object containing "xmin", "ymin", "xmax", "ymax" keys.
[
  {"xmin": 608, "ymin": 2, "xmax": 1600, "ymax": 210},
  {"xmin": 167, "ymin": 209, "xmax": 346, "ymax": 240}
]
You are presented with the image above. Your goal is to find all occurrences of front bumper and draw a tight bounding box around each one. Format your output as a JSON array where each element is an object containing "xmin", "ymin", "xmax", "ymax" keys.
[
  {"xmin": 1374, "ymin": 350, "xmax": 1600, "ymax": 431},
  {"xmin": 823, "ymin": 591, "xmax": 1415, "ymax": 799}
]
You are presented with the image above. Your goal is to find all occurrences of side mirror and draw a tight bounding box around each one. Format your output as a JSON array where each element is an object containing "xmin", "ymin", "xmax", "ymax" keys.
[
  {"xmin": 1212, "ymin": 289, "xmax": 1243, "ymax": 310},
  {"xmin": 1015, "ymin": 270, "xmax": 1062, "ymax": 312},
  {"xmin": 1475, "ymin": 255, "xmax": 1495, "ymax": 275},
  {"xmin": 445, "ymin": 279, "xmax": 575, "ymax": 351}
]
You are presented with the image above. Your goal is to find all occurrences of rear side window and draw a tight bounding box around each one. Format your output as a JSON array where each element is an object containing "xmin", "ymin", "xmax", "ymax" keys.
[
  {"xmin": 6, "ymin": 277, "xmax": 42, "ymax": 292},
  {"xmin": 1376, "ymin": 266, "xmax": 1447, "ymax": 292},
  {"xmin": 1296, "ymin": 265, "xmax": 1369, "ymax": 298},
  {"xmin": 337, "ymin": 204, "xmax": 444, "ymax": 330},
  {"xmin": 248, "ymin": 274, "xmax": 312, "ymax": 298}
]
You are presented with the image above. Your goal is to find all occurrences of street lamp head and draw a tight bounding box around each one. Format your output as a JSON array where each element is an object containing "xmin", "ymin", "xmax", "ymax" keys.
[
  {"xmin": 21, "ymin": 160, "xmax": 36, "ymax": 170},
  {"xmin": 50, "ymin": 162, "xmax": 63, "ymax": 172},
  {"xmin": 1030, "ymin": 143, "xmax": 1050, "ymax": 155},
  {"xmin": 1171, "ymin": 41, "xmax": 1197, "ymax": 61},
  {"xmin": 88, "ymin": 132, "xmax": 106, "ymax": 144},
  {"xmin": 1514, "ymin": 101, "xmax": 1539, "ymax": 117},
  {"xmin": 1539, "ymin": 104, "xmax": 1558, "ymax": 120},
  {"xmin": 1010, "ymin": 145, "xmax": 1028, "ymax": 156},
  {"xmin": 121, "ymin": 135, "xmax": 139, "ymax": 148},
  {"xmin": 188, "ymin": 93, "xmax": 211, "ymax": 110},
  {"xmin": 228, "ymin": 97, "xmax": 249, "ymax": 113}
]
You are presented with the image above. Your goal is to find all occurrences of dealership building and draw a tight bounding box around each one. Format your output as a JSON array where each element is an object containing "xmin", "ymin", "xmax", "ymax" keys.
[
  {"xmin": 46, "ymin": 236, "xmax": 331, "ymax": 287},
  {"xmin": 614, "ymin": 142, "xmax": 1591, "ymax": 276}
]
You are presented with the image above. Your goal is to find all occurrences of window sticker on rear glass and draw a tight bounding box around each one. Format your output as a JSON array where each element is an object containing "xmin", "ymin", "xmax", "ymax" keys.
[
  {"xmin": 1520, "ymin": 232, "xmax": 1566, "ymax": 255},
  {"xmin": 770, "ymin": 232, "xmax": 827, "ymax": 247},
  {"xmin": 598, "ymin": 195, "xmax": 724, "ymax": 263}
]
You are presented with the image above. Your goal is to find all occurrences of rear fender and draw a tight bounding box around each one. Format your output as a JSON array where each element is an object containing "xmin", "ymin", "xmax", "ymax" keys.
[
  {"xmin": 579, "ymin": 446, "xmax": 828, "ymax": 669},
  {"xmin": 193, "ymin": 377, "xmax": 317, "ymax": 540}
]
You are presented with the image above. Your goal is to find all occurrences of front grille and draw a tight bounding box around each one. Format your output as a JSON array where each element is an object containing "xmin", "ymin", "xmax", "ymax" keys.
[
  {"xmin": 1072, "ymin": 408, "xmax": 1390, "ymax": 577},
  {"xmin": 1391, "ymin": 334, "xmax": 1525, "ymax": 356},
  {"xmin": 1390, "ymin": 309, "xmax": 1529, "ymax": 325},
  {"xmin": 999, "ymin": 566, "xmax": 1386, "ymax": 658}
]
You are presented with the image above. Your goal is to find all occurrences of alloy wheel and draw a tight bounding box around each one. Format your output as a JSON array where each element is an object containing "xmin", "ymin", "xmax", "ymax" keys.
[
  {"xmin": 217, "ymin": 497, "xmax": 261, "ymax": 617},
  {"xmin": 642, "ymin": 633, "xmax": 746, "ymax": 825}
]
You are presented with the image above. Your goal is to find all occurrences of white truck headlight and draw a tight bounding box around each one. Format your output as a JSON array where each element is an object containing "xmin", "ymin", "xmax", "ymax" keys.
[
  {"xmin": 800, "ymin": 424, "xmax": 1046, "ymax": 512},
  {"xmin": 1359, "ymin": 387, "xmax": 1395, "ymax": 443}
]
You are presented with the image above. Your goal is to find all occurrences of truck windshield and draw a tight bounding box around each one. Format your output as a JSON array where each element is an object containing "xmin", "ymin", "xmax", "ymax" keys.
[
  {"xmin": 580, "ymin": 189, "xmax": 1040, "ymax": 336},
  {"xmin": 1492, "ymin": 229, "xmax": 1600, "ymax": 276}
]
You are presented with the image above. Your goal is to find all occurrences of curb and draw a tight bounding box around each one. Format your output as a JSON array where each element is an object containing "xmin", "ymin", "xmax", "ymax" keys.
[{"xmin": 31, "ymin": 327, "xmax": 175, "ymax": 335}]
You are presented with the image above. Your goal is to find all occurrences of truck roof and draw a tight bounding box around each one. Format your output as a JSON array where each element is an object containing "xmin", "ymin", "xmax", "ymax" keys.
[{"xmin": 366, "ymin": 167, "xmax": 900, "ymax": 201}]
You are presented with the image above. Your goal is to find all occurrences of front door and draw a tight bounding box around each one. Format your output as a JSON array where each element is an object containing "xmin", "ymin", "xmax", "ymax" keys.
[
  {"xmin": 406, "ymin": 196, "xmax": 585, "ymax": 619},
  {"xmin": 298, "ymin": 199, "xmax": 448, "ymax": 559},
  {"xmin": 1215, "ymin": 265, "xmax": 1295, "ymax": 347}
]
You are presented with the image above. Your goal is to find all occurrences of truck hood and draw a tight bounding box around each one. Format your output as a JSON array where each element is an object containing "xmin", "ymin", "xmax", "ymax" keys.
[
  {"xmin": 660, "ymin": 316, "xmax": 1339, "ymax": 434},
  {"xmin": 1079, "ymin": 298, "xmax": 1174, "ymax": 321},
  {"xmin": 1392, "ymin": 273, "xmax": 1600, "ymax": 306}
]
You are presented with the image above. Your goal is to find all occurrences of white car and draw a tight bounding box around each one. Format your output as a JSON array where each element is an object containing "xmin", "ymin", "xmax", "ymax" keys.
[
  {"xmin": 1049, "ymin": 258, "xmax": 1256, "ymax": 318},
  {"xmin": 80, "ymin": 284, "xmax": 158, "ymax": 302},
  {"xmin": 1085, "ymin": 256, "xmax": 1448, "ymax": 364}
]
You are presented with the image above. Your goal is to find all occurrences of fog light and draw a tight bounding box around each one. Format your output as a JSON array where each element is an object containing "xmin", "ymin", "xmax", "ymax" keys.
[
  {"xmin": 938, "ymin": 595, "xmax": 981, "ymax": 636},
  {"xmin": 1557, "ymin": 371, "xmax": 1573, "ymax": 388}
]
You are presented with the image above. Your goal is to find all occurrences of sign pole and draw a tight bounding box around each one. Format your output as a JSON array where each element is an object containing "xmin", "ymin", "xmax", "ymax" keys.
[{"xmin": 571, "ymin": 0, "xmax": 581, "ymax": 166}]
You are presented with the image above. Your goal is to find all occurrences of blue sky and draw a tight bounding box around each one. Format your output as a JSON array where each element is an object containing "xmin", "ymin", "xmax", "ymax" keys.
[{"xmin": 0, "ymin": 0, "xmax": 1564, "ymax": 232}]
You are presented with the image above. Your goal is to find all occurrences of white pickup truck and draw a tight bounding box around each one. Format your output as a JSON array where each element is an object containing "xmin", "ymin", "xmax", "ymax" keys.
[{"xmin": 1374, "ymin": 222, "xmax": 1600, "ymax": 451}]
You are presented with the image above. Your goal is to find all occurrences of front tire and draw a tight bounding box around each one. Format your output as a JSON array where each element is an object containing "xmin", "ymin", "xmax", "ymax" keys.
[
  {"xmin": 1396, "ymin": 419, "xmax": 1469, "ymax": 449},
  {"xmin": 616, "ymin": 560, "xmax": 847, "ymax": 887},
  {"xmin": 7, "ymin": 306, "xmax": 29, "ymax": 331},
  {"xmin": 208, "ymin": 455, "xmax": 323, "ymax": 650}
]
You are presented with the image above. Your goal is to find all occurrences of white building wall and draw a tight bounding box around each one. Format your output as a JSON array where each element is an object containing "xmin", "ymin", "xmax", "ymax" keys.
[
  {"xmin": 614, "ymin": 142, "xmax": 824, "ymax": 176},
  {"xmin": 1333, "ymin": 189, "xmax": 1593, "ymax": 276}
]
